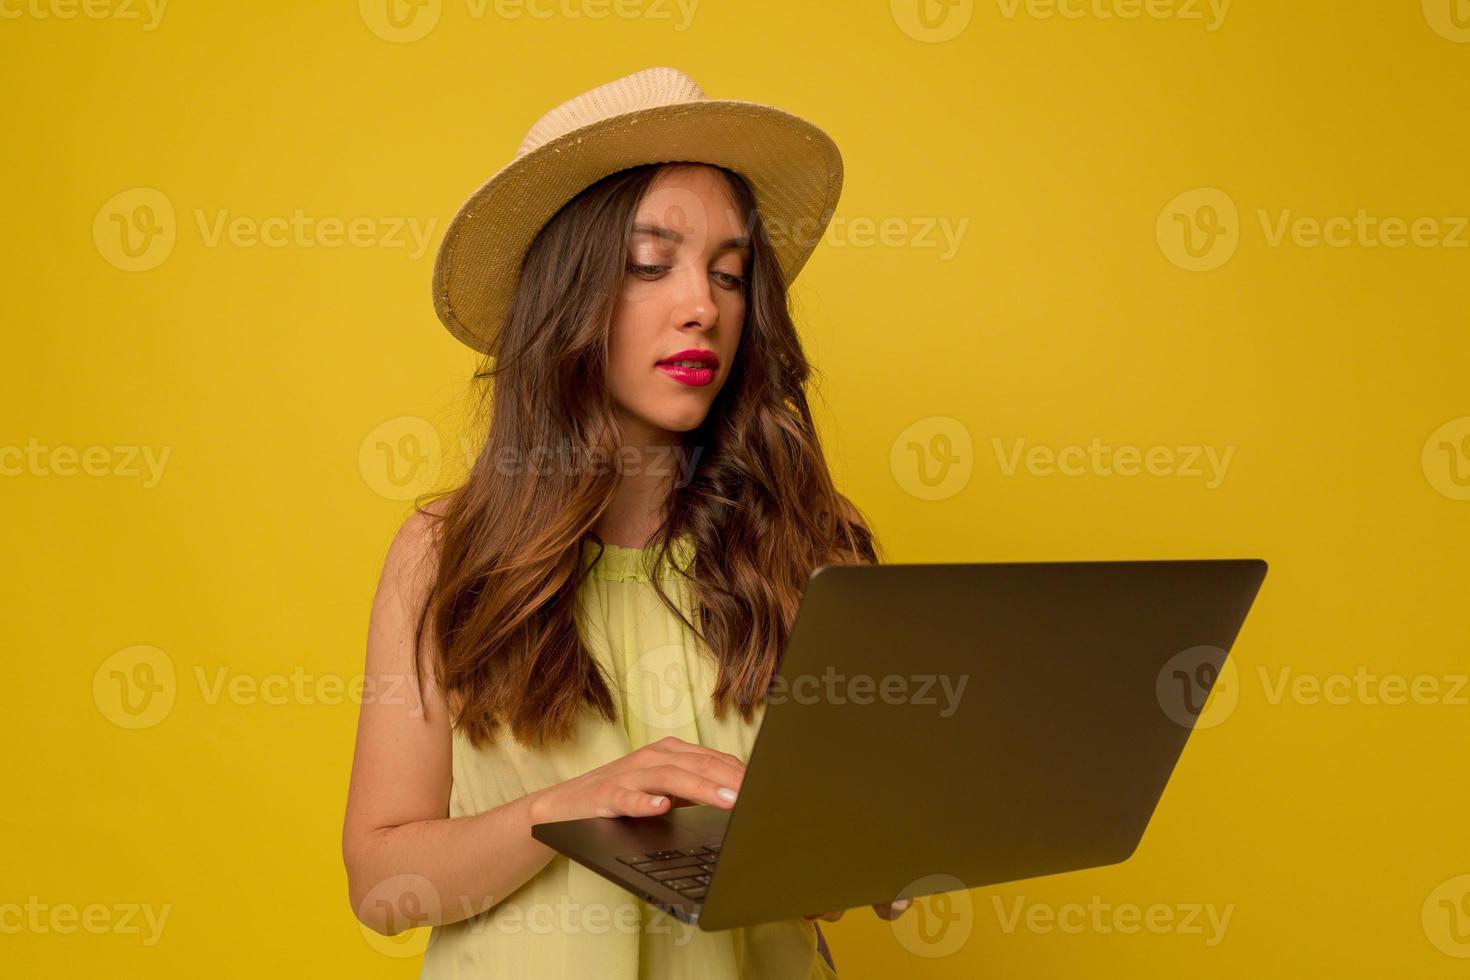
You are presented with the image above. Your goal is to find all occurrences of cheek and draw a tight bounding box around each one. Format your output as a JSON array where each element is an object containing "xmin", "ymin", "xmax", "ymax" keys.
[
  {"xmin": 723, "ymin": 296, "xmax": 747, "ymax": 354},
  {"xmin": 606, "ymin": 313, "xmax": 654, "ymax": 402},
  {"xmin": 605, "ymin": 344, "xmax": 638, "ymax": 404}
]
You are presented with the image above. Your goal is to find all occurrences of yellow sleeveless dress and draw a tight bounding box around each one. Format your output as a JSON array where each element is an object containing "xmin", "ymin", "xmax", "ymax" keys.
[{"xmin": 419, "ymin": 531, "xmax": 840, "ymax": 979}]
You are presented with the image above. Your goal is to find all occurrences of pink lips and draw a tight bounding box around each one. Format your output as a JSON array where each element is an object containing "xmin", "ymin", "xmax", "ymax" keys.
[
  {"xmin": 657, "ymin": 363, "xmax": 716, "ymax": 386},
  {"xmin": 656, "ymin": 348, "xmax": 719, "ymax": 387}
]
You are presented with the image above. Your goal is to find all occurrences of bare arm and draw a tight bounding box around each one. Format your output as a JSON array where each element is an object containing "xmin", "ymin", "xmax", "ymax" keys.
[
  {"xmin": 341, "ymin": 510, "xmax": 750, "ymax": 935},
  {"xmin": 341, "ymin": 509, "xmax": 561, "ymax": 934}
]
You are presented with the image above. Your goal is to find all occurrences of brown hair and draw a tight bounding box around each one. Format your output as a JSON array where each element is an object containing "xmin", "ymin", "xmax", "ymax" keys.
[{"xmin": 410, "ymin": 161, "xmax": 880, "ymax": 750}]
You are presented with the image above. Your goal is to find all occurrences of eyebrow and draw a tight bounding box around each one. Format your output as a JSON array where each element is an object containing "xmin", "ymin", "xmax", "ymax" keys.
[{"xmin": 631, "ymin": 222, "xmax": 751, "ymax": 251}]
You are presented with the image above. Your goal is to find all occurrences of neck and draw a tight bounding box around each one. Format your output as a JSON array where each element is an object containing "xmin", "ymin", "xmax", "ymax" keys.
[{"xmin": 592, "ymin": 416, "xmax": 685, "ymax": 549}]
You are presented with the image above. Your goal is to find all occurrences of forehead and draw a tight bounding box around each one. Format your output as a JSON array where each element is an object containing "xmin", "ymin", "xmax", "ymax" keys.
[{"xmin": 632, "ymin": 166, "xmax": 749, "ymax": 242}]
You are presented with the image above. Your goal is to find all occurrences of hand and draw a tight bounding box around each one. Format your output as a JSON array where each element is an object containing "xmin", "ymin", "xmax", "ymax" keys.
[
  {"xmin": 803, "ymin": 898, "xmax": 912, "ymax": 923},
  {"xmin": 529, "ymin": 735, "xmax": 746, "ymax": 823}
]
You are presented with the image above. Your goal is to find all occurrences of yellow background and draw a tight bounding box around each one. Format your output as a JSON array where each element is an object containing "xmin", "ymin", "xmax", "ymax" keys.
[{"xmin": 4, "ymin": 0, "xmax": 1468, "ymax": 975}]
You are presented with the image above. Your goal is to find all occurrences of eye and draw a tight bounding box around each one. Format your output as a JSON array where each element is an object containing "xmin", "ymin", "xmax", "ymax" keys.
[
  {"xmin": 713, "ymin": 271, "xmax": 749, "ymax": 291},
  {"xmin": 627, "ymin": 262, "xmax": 748, "ymax": 290}
]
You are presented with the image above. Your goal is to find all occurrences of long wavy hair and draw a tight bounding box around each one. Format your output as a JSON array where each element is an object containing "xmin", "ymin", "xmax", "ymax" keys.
[{"xmin": 411, "ymin": 161, "xmax": 880, "ymax": 750}]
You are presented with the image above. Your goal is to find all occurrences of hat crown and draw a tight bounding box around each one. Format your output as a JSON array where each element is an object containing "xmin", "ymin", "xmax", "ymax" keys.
[{"xmin": 516, "ymin": 67, "xmax": 708, "ymax": 158}]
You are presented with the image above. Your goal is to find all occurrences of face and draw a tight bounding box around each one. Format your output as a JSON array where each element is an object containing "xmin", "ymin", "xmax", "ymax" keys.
[{"xmin": 607, "ymin": 165, "xmax": 750, "ymax": 447}]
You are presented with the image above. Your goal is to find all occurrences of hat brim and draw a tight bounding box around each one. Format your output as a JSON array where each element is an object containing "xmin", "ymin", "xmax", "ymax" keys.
[{"xmin": 431, "ymin": 99, "xmax": 844, "ymax": 354}]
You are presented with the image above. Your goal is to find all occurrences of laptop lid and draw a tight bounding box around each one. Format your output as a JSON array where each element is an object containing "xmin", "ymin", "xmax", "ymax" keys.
[{"xmin": 696, "ymin": 557, "xmax": 1266, "ymax": 930}]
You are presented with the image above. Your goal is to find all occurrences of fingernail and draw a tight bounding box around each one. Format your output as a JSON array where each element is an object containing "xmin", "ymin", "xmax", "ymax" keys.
[
  {"xmin": 716, "ymin": 787, "xmax": 737, "ymax": 803},
  {"xmin": 650, "ymin": 796, "xmax": 667, "ymax": 807},
  {"xmin": 892, "ymin": 899, "xmax": 911, "ymax": 910}
]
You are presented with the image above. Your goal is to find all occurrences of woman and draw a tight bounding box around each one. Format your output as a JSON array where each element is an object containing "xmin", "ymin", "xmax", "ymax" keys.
[{"xmin": 342, "ymin": 66, "xmax": 909, "ymax": 978}]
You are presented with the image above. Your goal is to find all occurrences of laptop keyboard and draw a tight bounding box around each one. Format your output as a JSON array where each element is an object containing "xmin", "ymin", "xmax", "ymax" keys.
[{"xmin": 616, "ymin": 843, "xmax": 721, "ymax": 901}]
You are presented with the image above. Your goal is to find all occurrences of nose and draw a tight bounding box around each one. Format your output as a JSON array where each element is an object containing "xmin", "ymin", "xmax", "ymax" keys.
[{"xmin": 671, "ymin": 262, "xmax": 718, "ymax": 332}]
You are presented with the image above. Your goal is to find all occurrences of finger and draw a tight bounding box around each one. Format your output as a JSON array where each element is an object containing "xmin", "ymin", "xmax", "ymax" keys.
[
  {"xmin": 871, "ymin": 899, "xmax": 912, "ymax": 921},
  {"xmin": 630, "ymin": 763, "xmax": 742, "ymax": 810},
  {"xmin": 646, "ymin": 737, "xmax": 748, "ymax": 777},
  {"xmin": 599, "ymin": 786, "xmax": 674, "ymax": 818},
  {"xmin": 641, "ymin": 752, "xmax": 746, "ymax": 800},
  {"xmin": 645, "ymin": 748, "xmax": 747, "ymax": 792}
]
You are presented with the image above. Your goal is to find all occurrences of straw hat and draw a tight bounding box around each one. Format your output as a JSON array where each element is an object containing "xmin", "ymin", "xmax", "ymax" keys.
[{"xmin": 430, "ymin": 66, "xmax": 844, "ymax": 354}]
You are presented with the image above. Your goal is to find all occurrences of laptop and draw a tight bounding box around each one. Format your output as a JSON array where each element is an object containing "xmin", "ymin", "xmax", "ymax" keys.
[{"xmin": 531, "ymin": 556, "xmax": 1267, "ymax": 931}]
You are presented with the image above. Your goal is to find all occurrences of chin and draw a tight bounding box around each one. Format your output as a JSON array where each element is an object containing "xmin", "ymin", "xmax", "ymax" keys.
[
  {"xmin": 658, "ymin": 411, "xmax": 708, "ymax": 434},
  {"xmin": 628, "ymin": 401, "xmax": 706, "ymax": 434}
]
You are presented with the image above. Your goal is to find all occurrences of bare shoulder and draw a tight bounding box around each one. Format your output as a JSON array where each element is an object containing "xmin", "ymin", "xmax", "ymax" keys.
[
  {"xmin": 362, "ymin": 498, "xmax": 456, "ymax": 718},
  {"xmin": 385, "ymin": 496, "xmax": 452, "ymax": 583},
  {"xmin": 374, "ymin": 497, "xmax": 454, "ymax": 637}
]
